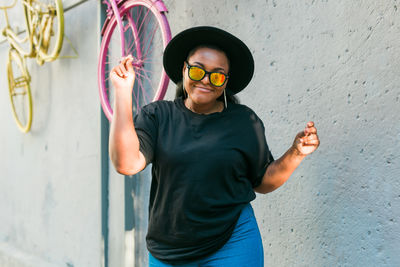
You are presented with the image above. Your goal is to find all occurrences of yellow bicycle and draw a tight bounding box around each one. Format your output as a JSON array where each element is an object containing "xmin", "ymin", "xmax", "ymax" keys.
[{"xmin": 1, "ymin": 0, "xmax": 64, "ymax": 132}]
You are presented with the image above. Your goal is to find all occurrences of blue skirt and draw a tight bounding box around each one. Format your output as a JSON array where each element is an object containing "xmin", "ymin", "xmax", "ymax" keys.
[{"xmin": 149, "ymin": 203, "xmax": 264, "ymax": 267}]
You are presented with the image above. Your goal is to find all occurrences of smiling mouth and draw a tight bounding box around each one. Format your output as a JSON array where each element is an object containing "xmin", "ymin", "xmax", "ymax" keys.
[{"xmin": 195, "ymin": 87, "xmax": 213, "ymax": 92}]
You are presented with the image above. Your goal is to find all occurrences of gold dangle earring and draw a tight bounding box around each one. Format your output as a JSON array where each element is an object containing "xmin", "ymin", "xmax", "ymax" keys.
[{"xmin": 224, "ymin": 89, "xmax": 227, "ymax": 109}]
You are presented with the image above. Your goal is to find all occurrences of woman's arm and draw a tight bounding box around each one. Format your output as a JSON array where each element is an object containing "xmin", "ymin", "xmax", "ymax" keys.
[
  {"xmin": 109, "ymin": 55, "xmax": 146, "ymax": 175},
  {"xmin": 254, "ymin": 122, "xmax": 320, "ymax": 194}
]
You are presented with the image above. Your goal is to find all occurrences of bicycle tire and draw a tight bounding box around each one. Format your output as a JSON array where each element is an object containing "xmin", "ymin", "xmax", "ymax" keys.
[
  {"xmin": 98, "ymin": 0, "xmax": 171, "ymax": 121},
  {"xmin": 7, "ymin": 48, "xmax": 33, "ymax": 133},
  {"xmin": 26, "ymin": 0, "xmax": 64, "ymax": 63}
]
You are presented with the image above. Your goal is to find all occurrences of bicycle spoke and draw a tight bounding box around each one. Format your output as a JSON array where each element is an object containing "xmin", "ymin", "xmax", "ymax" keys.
[
  {"xmin": 126, "ymin": 34, "xmax": 138, "ymax": 56},
  {"xmin": 124, "ymin": 25, "xmax": 139, "ymax": 59},
  {"xmin": 137, "ymin": 12, "xmax": 154, "ymax": 54},
  {"xmin": 139, "ymin": 71, "xmax": 153, "ymax": 103},
  {"xmin": 134, "ymin": 7, "xmax": 151, "ymax": 42},
  {"xmin": 141, "ymin": 26, "xmax": 158, "ymax": 60},
  {"xmin": 134, "ymin": 70, "xmax": 154, "ymax": 101}
]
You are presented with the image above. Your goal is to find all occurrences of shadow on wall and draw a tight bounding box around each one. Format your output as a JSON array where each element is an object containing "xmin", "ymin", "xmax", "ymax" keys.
[
  {"xmin": 125, "ymin": 166, "xmax": 152, "ymax": 266},
  {"xmin": 27, "ymin": 61, "xmax": 53, "ymax": 134}
]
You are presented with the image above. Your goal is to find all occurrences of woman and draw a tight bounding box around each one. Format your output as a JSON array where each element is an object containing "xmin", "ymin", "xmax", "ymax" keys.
[{"xmin": 109, "ymin": 26, "xmax": 320, "ymax": 266}]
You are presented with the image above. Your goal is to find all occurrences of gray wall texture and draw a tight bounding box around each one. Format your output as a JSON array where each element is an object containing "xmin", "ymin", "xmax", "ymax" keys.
[
  {"xmin": 0, "ymin": 0, "xmax": 101, "ymax": 266},
  {"xmin": 0, "ymin": 0, "xmax": 399, "ymax": 266}
]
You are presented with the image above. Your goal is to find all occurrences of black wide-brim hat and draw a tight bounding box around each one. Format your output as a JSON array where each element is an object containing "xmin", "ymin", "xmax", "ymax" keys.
[{"xmin": 163, "ymin": 26, "xmax": 254, "ymax": 95}]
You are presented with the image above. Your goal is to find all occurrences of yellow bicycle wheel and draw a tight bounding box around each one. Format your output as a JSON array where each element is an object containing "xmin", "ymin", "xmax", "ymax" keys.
[
  {"xmin": 27, "ymin": 0, "xmax": 64, "ymax": 62},
  {"xmin": 7, "ymin": 48, "xmax": 33, "ymax": 133}
]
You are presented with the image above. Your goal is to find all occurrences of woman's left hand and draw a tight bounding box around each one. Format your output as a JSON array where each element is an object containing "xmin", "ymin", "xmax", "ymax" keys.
[
  {"xmin": 255, "ymin": 121, "xmax": 320, "ymax": 194},
  {"xmin": 292, "ymin": 121, "xmax": 320, "ymax": 156}
]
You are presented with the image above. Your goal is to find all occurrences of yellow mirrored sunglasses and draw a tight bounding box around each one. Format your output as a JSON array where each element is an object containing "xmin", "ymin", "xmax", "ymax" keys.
[{"xmin": 185, "ymin": 62, "xmax": 229, "ymax": 87}]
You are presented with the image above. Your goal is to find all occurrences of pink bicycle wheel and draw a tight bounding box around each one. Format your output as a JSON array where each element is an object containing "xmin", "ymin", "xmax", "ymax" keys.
[{"xmin": 98, "ymin": 0, "xmax": 171, "ymax": 121}]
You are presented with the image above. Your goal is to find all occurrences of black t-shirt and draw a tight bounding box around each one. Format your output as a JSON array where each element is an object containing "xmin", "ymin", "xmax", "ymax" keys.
[{"xmin": 134, "ymin": 97, "xmax": 274, "ymax": 264}]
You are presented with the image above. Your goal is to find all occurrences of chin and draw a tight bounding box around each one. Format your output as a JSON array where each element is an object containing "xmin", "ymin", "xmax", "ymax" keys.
[{"xmin": 190, "ymin": 94, "xmax": 216, "ymax": 105}]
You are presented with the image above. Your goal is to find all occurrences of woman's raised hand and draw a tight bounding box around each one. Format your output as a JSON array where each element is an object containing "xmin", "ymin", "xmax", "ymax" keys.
[
  {"xmin": 292, "ymin": 121, "xmax": 320, "ymax": 156},
  {"xmin": 110, "ymin": 55, "xmax": 135, "ymax": 95}
]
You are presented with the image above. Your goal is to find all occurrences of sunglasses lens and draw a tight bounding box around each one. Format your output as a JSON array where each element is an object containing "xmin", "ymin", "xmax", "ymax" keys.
[
  {"xmin": 210, "ymin": 73, "xmax": 226, "ymax": 87},
  {"xmin": 188, "ymin": 67, "xmax": 205, "ymax": 81}
]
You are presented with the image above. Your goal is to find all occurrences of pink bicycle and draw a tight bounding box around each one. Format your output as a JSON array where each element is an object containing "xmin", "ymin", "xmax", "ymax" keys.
[{"xmin": 98, "ymin": 0, "xmax": 171, "ymax": 121}]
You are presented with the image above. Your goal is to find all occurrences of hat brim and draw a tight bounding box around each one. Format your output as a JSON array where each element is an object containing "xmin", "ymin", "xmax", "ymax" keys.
[{"xmin": 163, "ymin": 26, "xmax": 254, "ymax": 95}]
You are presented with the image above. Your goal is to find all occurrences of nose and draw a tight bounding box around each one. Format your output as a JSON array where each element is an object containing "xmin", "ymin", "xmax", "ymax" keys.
[{"xmin": 201, "ymin": 73, "xmax": 211, "ymax": 85}]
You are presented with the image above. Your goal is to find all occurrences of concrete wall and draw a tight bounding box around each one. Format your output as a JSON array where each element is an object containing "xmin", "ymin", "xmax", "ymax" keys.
[
  {"xmin": 0, "ymin": 0, "xmax": 102, "ymax": 266},
  {"xmin": 159, "ymin": 0, "xmax": 400, "ymax": 266},
  {"xmin": 0, "ymin": 0, "xmax": 399, "ymax": 267}
]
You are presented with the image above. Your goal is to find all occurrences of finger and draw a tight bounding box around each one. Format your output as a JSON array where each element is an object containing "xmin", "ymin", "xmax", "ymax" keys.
[
  {"xmin": 119, "ymin": 58, "xmax": 130, "ymax": 76},
  {"xmin": 305, "ymin": 127, "xmax": 317, "ymax": 136},
  {"xmin": 300, "ymin": 133, "xmax": 318, "ymax": 142},
  {"xmin": 121, "ymin": 55, "xmax": 132, "ymax": 65},
  {"xmin": 121, "ymin": 65, "xmax": 129, "ymax": 77},
  {"xmin": 125, "ymin": 55, "xmax": 135, "ymax": 74},
  {"xmin": 115, "ymin": 66, "xmax": 123, "ymax": 77},
  {"xmin": 304, "ymin": 121, "xmax": 317, "ymax": 135},
  {"xmin": 120, "ymin": 55, "xmax": 129, "ymax": 64},
  {"xmin": 303, "ymin": 139, "xmax": 320, "ymax": 146},
  {"xmin": 123, "ymin": 57, "xmax": 134, "ymax": 76},
  {"xmin": 115, "ymin": 66, "xmax": 126, "ymax": 78},
  {"xmin": 305, "ymin": 133, "xmax": 318, "ymax": 140}
]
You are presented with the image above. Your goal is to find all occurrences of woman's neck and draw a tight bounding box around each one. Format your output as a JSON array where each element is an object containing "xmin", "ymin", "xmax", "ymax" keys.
[{"xmin": 184, "ymin": 98, "xmax": 224, "ymax": 115}]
